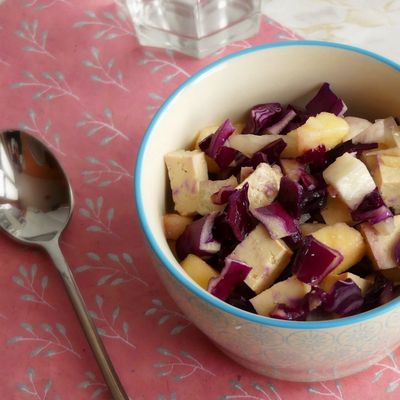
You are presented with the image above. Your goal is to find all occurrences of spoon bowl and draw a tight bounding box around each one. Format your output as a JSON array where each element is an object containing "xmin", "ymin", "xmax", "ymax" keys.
[{"xmin": 0, "ymin": 130, "xmax": 128, "ymax": 400}]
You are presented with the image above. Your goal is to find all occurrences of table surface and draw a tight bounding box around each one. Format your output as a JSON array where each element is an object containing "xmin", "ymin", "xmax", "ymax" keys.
[{"xmin": 1, "ymin": 1, "xmax": 400, "ymax": 399}]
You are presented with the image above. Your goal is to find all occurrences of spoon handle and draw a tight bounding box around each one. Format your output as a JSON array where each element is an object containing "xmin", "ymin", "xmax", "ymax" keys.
[{"xmin": 44, "ymin": 240, "xmax": 129, "ymax": 400}]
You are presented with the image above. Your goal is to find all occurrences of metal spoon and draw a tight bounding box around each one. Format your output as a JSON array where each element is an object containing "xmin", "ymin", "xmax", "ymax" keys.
[{"xmin": 0, "ymin": 130, "xmax": 128, "ymax": 400}]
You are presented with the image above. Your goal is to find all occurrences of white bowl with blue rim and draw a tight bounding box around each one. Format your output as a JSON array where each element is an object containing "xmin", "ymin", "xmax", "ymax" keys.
[{"xmin": 134, "ymin": 41, "xmax": 400, "ymax": 382}]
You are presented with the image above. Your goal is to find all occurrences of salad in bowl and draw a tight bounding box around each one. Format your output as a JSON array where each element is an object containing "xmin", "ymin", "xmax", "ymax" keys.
[{"xmin": 164, "ymin": 82, "xmax": 400, "ymax": 322}]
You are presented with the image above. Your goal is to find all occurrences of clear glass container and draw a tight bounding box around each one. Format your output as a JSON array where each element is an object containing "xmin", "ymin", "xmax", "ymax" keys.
[{"xmin": 125, "ymin": 0, "xmax": 261, "ymax": 58}]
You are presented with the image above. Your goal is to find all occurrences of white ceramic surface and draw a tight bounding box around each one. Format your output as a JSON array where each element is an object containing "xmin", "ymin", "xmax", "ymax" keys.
[{"xmin": 135, "ymin": 41, "xmax": 400, "ymax": 381}]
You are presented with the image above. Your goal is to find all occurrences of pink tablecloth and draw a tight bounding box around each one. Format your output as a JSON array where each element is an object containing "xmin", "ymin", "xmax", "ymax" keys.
[{"xmin": 1, "ymin": 1, "xmax": 399, "ymax": 399}]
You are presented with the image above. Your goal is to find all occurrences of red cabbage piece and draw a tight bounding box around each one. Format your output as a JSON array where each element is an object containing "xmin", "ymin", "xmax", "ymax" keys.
[
  {"xmin": 281, "ymin": 105, "xmax": 310, "ymax": 134},
  {"xmin": 267, "ymin": 108, "xmax": 297, "ymax": 134},
  {"xmin": 243, "ymin": 103, "xmax": 282, "ymax": 135},
  {"xmin": 225, "ymin": 282, "xmax": 256, "ymax": 313},
  {"xmin": 225, "ymin": 183, "xmax": 255, "ymax": 242},
  {"xmin": 199, "ymin": 119, "xmax": 238, "ymax": 169},
  {"xmin": 352, "ymin": 205, "xmax": 393, "ymax": 225},
  {"xmin": 269, "ymin": 286, "xmax": 329, "ymax": 321},
  {"xmin": 327, "ymin": 140, "xmax": 378, "ymax": 164},
  {"xmin": 301, "ymin": 186, "xmax": 327, "ymax": 214},
  {"xmin": 277, "ymin": 176, "xmax": 304, "ymax": 218},
  {"xmin": 351, "ymin": 189, "xmax": 393, "ymax": 225},
  {"xmin": 299, "ymin": 171, "xmax": 318, "ymax": 191},
  {"xmin": 269, "ymin": 303, "xmax": 307, "ymax": 321},
  {"xmin": 282, "ymin": 231, "xmax": 303, "ymax": 251},
  {"xmin": 237, "ymin": 138, "xmax": 287, "ymax": 169},
  {"xmin": 277, "ymin": 176, "xmax": 327, "ymax": 218},
  {"xmin": 211, "ymin": 185, "xmax": 236, "ymax": 205},
  {"xmin": 323, "ymin": 279, "xmax": 363, "ymax": 316},
  {"xmin": 305, "ymin": 82, "xmax": 347, "ymax": 117},
  {"xmin": 297, "ymin": 145, "xmax": 328, "ymax": 172},
  {"xmin": 208, "ymin": 257, "xmax": 251, "ymax": 300},
  {"xmin": 175, "ymin": 212, "xmax": 221, "ymax": 261},
  {"xmin": 363, "ymin": 274, "xmax": 399, "ymax": 311},
  {"xmin": 251, "ymin": 202, "xmax": 299, "ymax": 240},
  {"xmin": 292, "ymin": 236, "xmax": 343, "ymax": 285},
  {"xmin": 241, "ymin": 151, "xmax": 268, "ymax": 169},
  {"xmin": 259, "ymin": 138, "xmax": 287, "ymax": 165}
]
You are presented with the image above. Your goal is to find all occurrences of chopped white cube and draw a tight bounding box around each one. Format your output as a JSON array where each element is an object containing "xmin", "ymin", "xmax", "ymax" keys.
[{"xmin": 323, "ymin": 152, "xmax": 376, "ymax": 210}]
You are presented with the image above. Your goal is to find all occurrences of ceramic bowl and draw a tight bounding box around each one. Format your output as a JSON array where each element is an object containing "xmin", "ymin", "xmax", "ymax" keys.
[{"xmin": 134, "ymin": 41, "xmax": 400, "ymax": 382}]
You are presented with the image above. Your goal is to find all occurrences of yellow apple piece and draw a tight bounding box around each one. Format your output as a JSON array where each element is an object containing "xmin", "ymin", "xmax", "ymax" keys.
[
  {"xmin": 320, "ymin": 272, "xmax": 373, "ymax": 295},
  {"xmin": 311, "ymin": 222, "xmax": 366, "ymax": 275},
  {"xmin": 163, "ymin": 213, "xmax": 193, "ymax": 240},
  {"xmin": 250, "ymin": 276, "xmax": 311, "ymax": 316},
  {"xmin": 360, "ymin": 215, "xmax": 400, "ymax": 270},
  {"xmin": 296, "ymin": 112, "xmax": 349, "ymax": 154},
  {"xmin": 321, "ymin": 195, "xmax": 353, "ymax": 225},
  {"xmin": 181, "ymin": 254, "xmax": 219, "ymax": 290},
  {"xmin": 300, "ymin": 223, "xmax": 326, "ymax": 235}
]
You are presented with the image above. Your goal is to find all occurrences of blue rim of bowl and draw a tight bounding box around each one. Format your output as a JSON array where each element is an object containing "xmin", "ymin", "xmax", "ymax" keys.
[{"xmin": 134, "ymin": 40, "xmax": 400, "ymax": 329}]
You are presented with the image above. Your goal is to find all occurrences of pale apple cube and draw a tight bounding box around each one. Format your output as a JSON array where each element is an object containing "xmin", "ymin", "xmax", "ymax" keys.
[
  {"xmin": 230, "ymin": 224, "xmax": 292, "ymax": 294},
  {"xmin": 343, "ymin": 116, "xmax": 372, "ymax": 141},
  {"xmin": 181, "ymin": 254, "xmax": 219, "ymax": 290},
  {"xmin": 321, "ymin": 195, "xmax": 353, "ymax": 225},
  {"xmin": 163, "ymin": 213, "xmax": 193, "ymax": 240},
  {"xmin": 236, "ymin": 163, "xmax": 282, "ymax": 209},
  {"xmin": 352, "ymin": 117, "xmax": 398, "ymax": 148},
  {"xmin": 250, "ymin": 276, "xmax": 311, "ymax": 316},
  {"xmin": 374, "ymin": 154, "xmax": 400, "ymax": 213},
  {"xmin": 360, "ymin": 215, "xmax": 400, "ymax": 270},
  {"xmin": 297, "ymin": 112, "xmax": 349, "ymax": 154},
  {"xmin": 361, "ymin": 147, "xmax": 400, "ymax": 173},
  {"xmin": 165, "ymin": 149, "xmax": 208, "ymax": 216},
  {"xmin": 320, "ymin": 272, "xmax": 373, "ymax": 295},
  {"xmin": 226, "ymin": 134, "xmax": 282, "ymax": 158},
  {"xmin": 281, "ymin": 130, "xmax": 299, "ymax": 158},
  {"xmin": 323, "ymin": 152, "xmax": 376, "ymax": 209},
  {"xmin": 196, "ymin": 175, "xmax": 238, "ymax": 215},
  {"xmin": 311, "ymin": 222, "xmax": 366, "ymax": 275}
]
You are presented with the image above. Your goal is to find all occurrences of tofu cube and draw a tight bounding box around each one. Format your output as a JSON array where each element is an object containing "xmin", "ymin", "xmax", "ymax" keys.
[
  {"xmin": 180, "ymin": 254, "xmax": 219, "ymax": 290},
  {"xmin": 250, "ymin": 276, "xmax": 311, "ymax": 316},
  {"xmin": 165, "ymin": 150, "xmax": 208, "ymax": 216},
  {"xmin": 236, "ymin": 163, "xmax": 282, "ymax": 209},
  {"xmin": 229, "ymin": 224, "xmax": 292, "ymax": 294},
  {"xmin": 196, "ymin": 175, "xmax": 238, "ymax": 216},
  {"xmin": 360, "ymin": 215, "xmax": 400, "ymax": 270},
  {"xmin": 323, "ymin": 152, "xmax": 376, "ymax": 209}
]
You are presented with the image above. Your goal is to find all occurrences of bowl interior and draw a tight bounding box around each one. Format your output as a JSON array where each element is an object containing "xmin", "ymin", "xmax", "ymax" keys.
[{"xmin": 136, "ymin": 41, "xmax": 400, "ymax": 326}]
